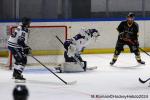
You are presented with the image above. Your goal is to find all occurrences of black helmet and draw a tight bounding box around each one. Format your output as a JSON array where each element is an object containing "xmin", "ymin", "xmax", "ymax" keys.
[
  {"xmin": 13, "ymin": 85, "xmax": 29, "ymax": 100},
  {"xmin": 22, "ymin": 17, "xmax": 31, "ymax": 26},
  {"xmin": 127, "ymin": 12, "xmax": 135, "ymax": 18}
]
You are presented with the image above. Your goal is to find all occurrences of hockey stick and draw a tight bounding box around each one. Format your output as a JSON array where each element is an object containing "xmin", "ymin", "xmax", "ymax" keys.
[
  {"xmin": 29, "ymin": 54, "xmax": 77, "ymax": 85},
  {"xmin": 139, "ymin": 77, "xmax": 150, "ymax": 84},
  {"xmin": 56, "ymin": 36, "xmax": 85, "ymax": 68},
  {"xmin": 56, "ymin": 35, "xmax": 64, "ymax": 45},
  {"xmin": 139, "ymin": 48, "xmax": 150, "ymax": 57}
]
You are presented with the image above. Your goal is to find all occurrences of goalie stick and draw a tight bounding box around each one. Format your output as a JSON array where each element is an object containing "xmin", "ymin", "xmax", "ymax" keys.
[
  {"xmin": 139, "ymin": 77, "xmax": 150, "ymax": 84},
  {"xmin": 30, "ymin": 54, "xmax": 77, "ymax": 85}
]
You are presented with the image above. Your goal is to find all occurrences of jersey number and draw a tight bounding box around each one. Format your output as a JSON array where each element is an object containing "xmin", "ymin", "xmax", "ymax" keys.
[
  {"xmin": 11, "ymin": 32, "xmax": 25, "ymax": 38},
  {"xmin": 11, "ymin": 32, "xmax": 17, "ymax": 38}
]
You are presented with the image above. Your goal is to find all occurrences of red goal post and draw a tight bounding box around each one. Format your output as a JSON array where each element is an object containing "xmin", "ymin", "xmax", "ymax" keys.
[{"xmin": 8, "ymin": 25, "xmax": 68, "ymax": 70}]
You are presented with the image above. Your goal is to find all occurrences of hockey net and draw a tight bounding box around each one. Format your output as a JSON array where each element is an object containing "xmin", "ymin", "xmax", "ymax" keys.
[{"xmin": 8, "ymin": 25, "xmax": 67, "ymax": 70}]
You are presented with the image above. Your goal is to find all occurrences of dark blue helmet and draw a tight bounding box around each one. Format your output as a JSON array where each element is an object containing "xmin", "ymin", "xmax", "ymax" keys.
[{"xmin": 22, "ymin": 17, "xmax": 31, "ymax": 26}]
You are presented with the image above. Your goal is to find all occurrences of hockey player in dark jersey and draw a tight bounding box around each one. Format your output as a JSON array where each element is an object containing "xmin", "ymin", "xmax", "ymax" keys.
[
  {"xmin": 110, "ymin": 12, "xmax": 145, "ymax": 65},
  {"xmin": 7, "ymin": 17, "xmax": 31, "ymax": 82}
]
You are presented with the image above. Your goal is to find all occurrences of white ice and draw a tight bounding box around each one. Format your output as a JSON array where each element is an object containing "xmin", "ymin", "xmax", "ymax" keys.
[{"xmin": 0, "ymin": 53, "xmax": 150, "ymax": 100}]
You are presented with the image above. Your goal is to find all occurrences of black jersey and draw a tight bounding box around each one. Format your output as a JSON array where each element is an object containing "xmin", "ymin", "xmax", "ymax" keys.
[{"xmin": 117, "ymin": 20, "xmax": 139, "ymax": 40}]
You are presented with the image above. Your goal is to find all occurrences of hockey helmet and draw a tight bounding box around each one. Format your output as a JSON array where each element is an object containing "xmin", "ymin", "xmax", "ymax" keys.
[
  {"xmin": 22, "ymin": 17, "xmax": 31, "ymax": 26},
  {"xmin": 13, "ymin": 85, "xmax": 29, "ymax": 100},
  {"xmin": 127, "ymin": 12, "xmax": 135, "ymax": 18}
]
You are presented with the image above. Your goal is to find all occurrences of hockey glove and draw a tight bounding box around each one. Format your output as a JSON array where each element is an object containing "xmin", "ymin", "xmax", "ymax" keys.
[
  {"xmin": 24, "ymin": 46, "xmax": 32, "ymax": 55},
  {"xmin": 122, "ymin": 38, "xmax": 139, "ymax": 46}
]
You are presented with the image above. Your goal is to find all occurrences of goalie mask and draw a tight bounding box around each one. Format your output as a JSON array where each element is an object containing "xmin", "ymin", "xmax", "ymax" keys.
[
  {"xmin": 13, "ymin": 85, "xmax": 29, "ymax": 100},
  {"xmin": 80, "ymin": 28, "xmax": 100, "ymax": 37},
  {"xmin": 88, "ymin": 29, "xmax": 100, "ymax": 38}
]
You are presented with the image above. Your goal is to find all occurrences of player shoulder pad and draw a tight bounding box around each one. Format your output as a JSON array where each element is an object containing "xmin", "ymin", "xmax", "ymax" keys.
[
  {"xmin": 121, "ymin": 20, "xmax": 127, "ymax": 24},
  {"xmin": 134, "ymin": 22, "xmax": 138, "ymax": 26},
  {"xmin": 16, "ymin": 26, "xmax": 22, "ymax": 31}
]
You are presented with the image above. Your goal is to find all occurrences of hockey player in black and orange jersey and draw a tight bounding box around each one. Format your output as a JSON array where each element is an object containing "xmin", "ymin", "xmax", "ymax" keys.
[
  {"xmin": 110, "ymin": 12, "xmax": 145, "ymax": 65},
  {"xmin": 7, "ymin": 17, "xmax": 31, "ymax": 81}
]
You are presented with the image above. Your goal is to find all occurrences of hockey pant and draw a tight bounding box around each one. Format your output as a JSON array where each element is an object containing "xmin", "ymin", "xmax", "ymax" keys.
[
  {"xmin": 113, "ymin": 40, "xmax": 142, "ymax": 62},
  {"xmin": 8, "ymin": 46, "xmax": 27, "ymax": 73}
]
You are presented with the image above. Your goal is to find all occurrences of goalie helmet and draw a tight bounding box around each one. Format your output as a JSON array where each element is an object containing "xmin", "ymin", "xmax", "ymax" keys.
[
  {"xmin": 80, "ymin": 28, "xmax": 100, "ymax": 37},
  {"xmin": 13, "ymin": 85, "xmax": 29, "ymax": 100},
  {"xmin": 88, "ymin": 29, "xmax": 100, "ymax": 38},
  {"xmin": 22, "ymin": 17, "xmax": 31, "ymax": 27}
]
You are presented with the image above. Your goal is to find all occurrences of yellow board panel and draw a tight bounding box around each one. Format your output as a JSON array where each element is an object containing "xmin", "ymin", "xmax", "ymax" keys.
[{"xmin": 1, "ymin": 48, "xmax": 150, "ymax": 57}]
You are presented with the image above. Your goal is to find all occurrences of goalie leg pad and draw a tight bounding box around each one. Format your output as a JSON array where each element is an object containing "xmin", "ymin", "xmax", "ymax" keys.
[
  {"xmin": 61, "ymin": 62, "xmax": 86, "ymax": 72},
  {"xmin": 64, "ymin": 51, "xmax": 76, "ymax": 62},
  {"xmin": 67, "ymin": 44, "xmax": 77, "ymax": 57}
]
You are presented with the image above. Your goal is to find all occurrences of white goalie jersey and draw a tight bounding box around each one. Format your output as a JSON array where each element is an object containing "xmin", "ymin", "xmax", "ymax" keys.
[
  {"xmin": 67, "ymin": 28, "xmax": 100, "ymax": 57},
  {"xmin": 8, "ymin": 26, "xmax": 29, "ymax": 48},
  {"xmin": 59, "ymin": 28, "xmax": 100, "ymax": 73}
]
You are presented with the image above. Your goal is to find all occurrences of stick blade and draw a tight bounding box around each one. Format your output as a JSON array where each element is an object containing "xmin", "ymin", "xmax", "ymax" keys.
[
  {"xmin": 66, "ymin": 80, "xmax": 77, "ymax": 85},
  {"xmin": 139, "ymin": 78, "xmax": 145, "ymax": 84}
]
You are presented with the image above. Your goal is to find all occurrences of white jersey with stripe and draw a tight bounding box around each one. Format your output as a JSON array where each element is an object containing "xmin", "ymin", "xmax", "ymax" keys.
[
  {"xmin": 72, "ymin": 31, "xmax": 93, "ymax": 52},
  {"xmin": 8, "ymin": 26, "xmax": 29, "ymax": 48}
]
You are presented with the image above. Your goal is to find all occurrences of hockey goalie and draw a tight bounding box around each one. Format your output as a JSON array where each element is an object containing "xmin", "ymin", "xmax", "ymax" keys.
[{"xmin": 56, "ymin": 28, "xmax": 100, "ymax": 73}]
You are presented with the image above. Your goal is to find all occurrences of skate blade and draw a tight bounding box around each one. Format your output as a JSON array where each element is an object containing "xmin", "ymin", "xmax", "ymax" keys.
[
  {"xmin": 15, "ymin": 79, "xmax": 26, "ymax": 83},
  {"xmin": 87, "ymin": 66, "xmax": 97, "ymax": 70}
]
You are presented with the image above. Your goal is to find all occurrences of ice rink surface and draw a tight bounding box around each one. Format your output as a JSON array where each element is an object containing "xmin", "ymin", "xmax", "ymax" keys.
[{"xmin": 0, "ymin": 53, "xmax": 150, "ymax": 100}]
